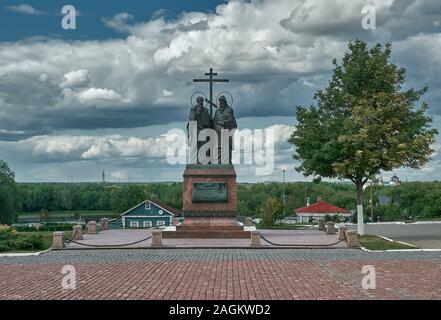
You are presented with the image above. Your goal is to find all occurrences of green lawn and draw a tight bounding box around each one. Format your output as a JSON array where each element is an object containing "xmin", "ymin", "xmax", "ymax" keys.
[{"xmin": 358, "ymin": 235, "xmax": 417, "ymax": 251}]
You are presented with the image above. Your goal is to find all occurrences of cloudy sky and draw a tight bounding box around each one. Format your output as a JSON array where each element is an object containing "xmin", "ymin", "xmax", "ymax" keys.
[{"xmin": 0, "ymin": 0, "xmax": 441, "ymax": 183}]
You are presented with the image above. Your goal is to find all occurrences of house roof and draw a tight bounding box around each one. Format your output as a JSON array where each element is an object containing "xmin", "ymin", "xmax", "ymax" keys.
[
  {"xmin": 150, "ymin": 199, "xmax": 182, "ymax": 217},
  {"xmin": 294, "ymin": 201, "xmax": 350, "ymax": 215},
  {"xmin": 121, "ymin": 199, "xmax": 182, "ymax": 217}
]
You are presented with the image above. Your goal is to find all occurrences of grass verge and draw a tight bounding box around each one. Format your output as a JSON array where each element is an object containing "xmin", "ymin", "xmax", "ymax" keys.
[{"xmin": 359, "ymin": 235, "xmax": 417, "ymax": 250}]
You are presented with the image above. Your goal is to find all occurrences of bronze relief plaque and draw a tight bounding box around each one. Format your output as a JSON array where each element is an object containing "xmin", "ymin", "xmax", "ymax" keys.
[{"xmin": 192, "ymin": 182, "xmax": 228, "ymax": 202}]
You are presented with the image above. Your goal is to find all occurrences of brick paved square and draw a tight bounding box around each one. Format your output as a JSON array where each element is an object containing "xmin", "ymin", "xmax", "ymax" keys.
[{"xmin": 0, "ymin": 249, "xmax": 440, "ymax": 300}]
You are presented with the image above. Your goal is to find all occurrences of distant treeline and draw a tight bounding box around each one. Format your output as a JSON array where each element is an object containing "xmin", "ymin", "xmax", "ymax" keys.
[{"xmin": 15, "ymin": 181, "xmax": 441, "ymax": 220}]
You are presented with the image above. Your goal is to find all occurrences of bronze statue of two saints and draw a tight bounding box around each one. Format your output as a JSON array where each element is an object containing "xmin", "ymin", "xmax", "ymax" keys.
[
  {"xmin": 161, "ymin": 68, "xmax": 249, "ymax": 239},
  {"xmin": 187, "ymin": 68, "xmax": 237, "ymax": 164}
]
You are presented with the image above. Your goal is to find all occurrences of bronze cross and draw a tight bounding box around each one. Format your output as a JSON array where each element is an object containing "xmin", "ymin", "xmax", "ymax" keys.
[{"xmin": 193, "ymin": 68, "xmax": 229, "ymax": 119}]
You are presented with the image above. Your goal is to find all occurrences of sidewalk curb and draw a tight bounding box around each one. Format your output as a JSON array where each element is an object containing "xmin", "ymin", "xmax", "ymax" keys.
[
  {"xmin": 0, "ymin": 248, "xmax": 52, "ymax": 257},
  {"xmin": 361, "ymin": 247, "xmax": 441, "ymax": 252},
  {"xmin": 375, "ymin": 234, "xmax": 417, "ymax": 248}
]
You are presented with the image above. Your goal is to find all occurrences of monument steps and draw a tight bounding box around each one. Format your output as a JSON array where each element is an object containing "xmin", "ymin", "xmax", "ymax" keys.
[
  {"xmin": 176, "ymin": 225, "xmax": 244, "ymax": 231},
  {"xmin": 162, "ymin": 230, "xmax": 250, "ymax": 239}
]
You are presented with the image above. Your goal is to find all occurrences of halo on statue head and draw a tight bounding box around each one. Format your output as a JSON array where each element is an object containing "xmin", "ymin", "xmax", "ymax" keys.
[
  {"xmin": 216, "ymin": 91, "xmax": 233, "ymax": 107},
  {"xmin": 190, "ymin": 91, "xmax": 208, "ymax": 108}
]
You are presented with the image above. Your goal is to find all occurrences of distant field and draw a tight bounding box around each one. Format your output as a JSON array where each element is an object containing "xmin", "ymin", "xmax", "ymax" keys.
[{"xmin": 17, "ymin": 210, "xmax": 119, "ymax": 218}]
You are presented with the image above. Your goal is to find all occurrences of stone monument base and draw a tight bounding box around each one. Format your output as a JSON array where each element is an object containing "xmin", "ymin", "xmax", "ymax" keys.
[
  {"xmin": 162, "ymin": 164, "xmax": 250, "ymax": 239},
  {"xmin": 162, "ymin": 224, "xmax": 250, "ymax": 239}
]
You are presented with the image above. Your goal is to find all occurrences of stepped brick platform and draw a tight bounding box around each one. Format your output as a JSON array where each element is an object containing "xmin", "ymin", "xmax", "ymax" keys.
[
  {"xmin": 162, "ymin": 227, "xmax": 250, "ymax": 239},
  {"xmin": 162, "ymin": 216, "xmax": 251, "ymax": 239},
  {"xmin": 177, "ymin": 225, "xmax": 244, "ymax": 231}
]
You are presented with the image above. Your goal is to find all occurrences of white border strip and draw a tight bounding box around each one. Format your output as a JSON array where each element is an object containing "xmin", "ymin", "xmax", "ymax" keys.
[
  {"xmin": 0, "ymin": 248, "xmax": 52, "ymax": 257},
  {"xmin": 361, "ymin": 234, "xmax": 441, "ymax": 252},
  {"xmin": 362, "ymin": 247, "xmax": 441, "ymax": 252},
  {"xmin": 376, "ymin": 234, "xmax": 418, "ymax": 248}
]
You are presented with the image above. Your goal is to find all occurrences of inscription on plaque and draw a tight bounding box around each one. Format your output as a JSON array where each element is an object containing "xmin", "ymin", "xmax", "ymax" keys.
[{"xmin": 192, "ymin": 182, "xmax": 228, "ymax": 202}]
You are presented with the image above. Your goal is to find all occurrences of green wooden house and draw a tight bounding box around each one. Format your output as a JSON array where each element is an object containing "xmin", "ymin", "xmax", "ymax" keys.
[{"xmin": 121, "ymin": 200, "xmax": 182, "ymax": 228}]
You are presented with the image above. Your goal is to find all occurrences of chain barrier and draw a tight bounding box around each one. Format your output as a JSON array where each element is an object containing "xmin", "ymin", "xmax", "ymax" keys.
[
  {"xmin": 260, "ymin": 235, "xmax": 346, "ymax": 247},
  {"xmin": 66, "ymin": 235, "xmax": 152, "ymax": 248},
  {"xmin": 63, "ymin": 230, "xmax": 80, "ymax": 244},
  {"xmin": 292, "ymin": 225, "xmax": 315, "ymax": 230},
  {"xmin": 65, "ymin": 223, "xmax": 153, "ymax": 247}
]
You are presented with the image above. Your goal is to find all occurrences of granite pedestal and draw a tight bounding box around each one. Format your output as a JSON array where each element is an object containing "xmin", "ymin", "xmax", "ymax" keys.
[{"xmin": 162, "ymin": 164, "xmax": 250, "ymax": 239}]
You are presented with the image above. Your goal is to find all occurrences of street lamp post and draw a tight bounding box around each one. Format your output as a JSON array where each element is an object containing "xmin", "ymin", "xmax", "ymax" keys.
[
  {"xmin": 282, "ymin": 169, "xmax": 286, "ymax": 221},
  {"xmin": 370, "ymin": 180, "xmax": 374, "ymax": 222}
]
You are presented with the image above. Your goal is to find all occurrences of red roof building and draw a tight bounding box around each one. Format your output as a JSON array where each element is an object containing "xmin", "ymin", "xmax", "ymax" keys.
[{"xmin": 294, "ymin": 201, "xmax": 351, "ymax": 223}]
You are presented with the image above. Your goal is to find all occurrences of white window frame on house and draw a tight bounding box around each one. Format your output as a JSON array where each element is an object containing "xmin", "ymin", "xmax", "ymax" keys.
[
  {"xmin": 157, "ymin": 220, "xmax": 165, "ymax": 227},
  {"xmin": 130, "ymin": 220, "xmax": 139, "ymax": 228},
  {"xmin": 143, "ymin": 221, "xmax": 152, "ymax": 228},
  {"xmin": 145, "ymin": 201, "xmax": 151, "ymax": 210}
]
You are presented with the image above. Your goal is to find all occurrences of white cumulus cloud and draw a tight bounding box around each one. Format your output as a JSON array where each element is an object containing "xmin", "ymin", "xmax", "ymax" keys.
[
  {"xmin": 5, "ymin": 4, "xmax": 45, "ymax": 15},
  {"xmin": 60, "ymin": 69, "xmax": 90, "ymax": 88}
]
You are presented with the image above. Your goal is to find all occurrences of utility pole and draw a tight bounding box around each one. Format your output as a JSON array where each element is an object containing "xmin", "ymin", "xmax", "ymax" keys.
[
  {"xmin": 370, "ymin": 180, "xmax": 374, "ymax": 222},
  {"xmin": 304, "ymin": 182, "xmax": 309, "ymax": 205},
  {"xmin": 102, "ymin": 170, "xmax": 105, "ymax": 184},
  {"xmin": 282, "ymin": 169, "xmax": 286, "ymax": 221}
]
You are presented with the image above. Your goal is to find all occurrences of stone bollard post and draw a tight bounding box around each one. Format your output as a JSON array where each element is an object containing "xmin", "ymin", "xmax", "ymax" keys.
[
  {"xmin": 245, "ymin": 217, "xmax": 254, "ymax": 227},
  {"xmin": 318, "ymin": 218, "xmax": 325, "ymax": 231},
  {"xmin": 250, "ymin": 230, "xmax": 261, "ymax": 247},
  {"xmin": 325, "ymin": 221, "xmax": 335, "ymax": 235},
  {"xmin": 72, "ymin": 225, "xmax": 83, "ymax": 240},
  {"xmin": 52, "ymin": 231, "xmax": 65, "ymax": 250},
  {"xmin": 345, "ymin": 230, "xmax": 360, "ymax": 248},
  {"xmin": 172, "ymin": 218, "xmax": 180, "ymax": 226},
  {"xmin": 100, "ymin": 218, "xmax": 109, "ymax": 231},
  {"xmin": 337, "ymin": 225, "xmax": 347, "ymax": 240},
  {"xmin": 151, "ymin": 230, "xmax": 163, "ymax": 247},
  {"xmin": 87, "ymin": 221, "xmax": 97, "ymax": 235}
]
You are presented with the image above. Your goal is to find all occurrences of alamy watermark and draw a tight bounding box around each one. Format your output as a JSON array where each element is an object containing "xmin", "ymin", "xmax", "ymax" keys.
[
  {"xmin": 361, "ymin": 5, "xmax": 376, "ymax": 30},
  {"xmin": 61, "ymin": 5, "xmax": 76, "ymax": 30},
  {"xmin": 61, "ymin": 265, "xmax": 77, "ymax": 290},
  {"xmin": 166, "ymin": 122, "xmax": 275, "ymax": 176},
  {"xmin": 361, "ymin": 265, "xmax": 376, "ymax": 290}
]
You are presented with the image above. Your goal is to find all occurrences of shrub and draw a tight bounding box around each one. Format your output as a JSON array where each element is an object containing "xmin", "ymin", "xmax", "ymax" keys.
[
  {"xmin": 0, "ymin": 225, "xmax": 14, "ymax": 240},
  {"xmin": 13, "ymin": 234, "xmax": 44, "ymax": 250},
  {"xmin": 0, "ymin": 224, "xmax": 13, "ymax": 233},
  {"xmin": 259, "ymin": 197, "xmax": 282, "ymax": 227},
  {"xmin": 39, "ymin": 209, "xmax": 50, "ymax": 220},
  {"xmin": 39, "ymin": 224, "xmax": 77, "ymax": 231},
  {"xmin": 13, "ymin": 225, "xmax": 38, "ymax": 232},
  {"xmin": 13, "ymin": 223, "xmax": 78, "ymax": 232},
  {"xmin": 0, "ymin": 226, "xmax": 44, "ymax": 251},
  {"xmin": 0, "ymin": 243, "xmax": 12, "ymax": 252}
]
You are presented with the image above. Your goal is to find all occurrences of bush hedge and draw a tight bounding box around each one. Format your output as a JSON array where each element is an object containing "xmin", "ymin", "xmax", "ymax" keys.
[{"xmin": 0, "ymin": 225, "xmax": 45, "ymax": 252}]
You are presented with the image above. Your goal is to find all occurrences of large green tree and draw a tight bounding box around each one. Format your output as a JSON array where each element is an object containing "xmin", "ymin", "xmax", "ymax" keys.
[
  {"xmin": 260, "ymin": 197, "xmax": 282, "ymax": 226},
  {"xmin": 289, "ymin": 40, "xmax": 438, "ymax": 234},
  {"xmin": 0, "ymin": 160, "xmax": 18, "ymax": 224}
]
